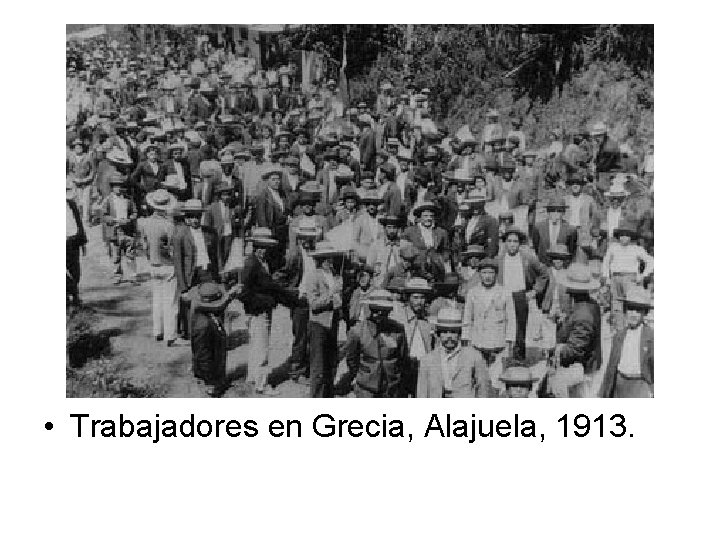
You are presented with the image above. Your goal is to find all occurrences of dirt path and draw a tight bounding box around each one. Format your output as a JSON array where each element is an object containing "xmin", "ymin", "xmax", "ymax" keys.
[{"xmin": 76, "ymin": 223, "xmax": 612, "ymax": 398}]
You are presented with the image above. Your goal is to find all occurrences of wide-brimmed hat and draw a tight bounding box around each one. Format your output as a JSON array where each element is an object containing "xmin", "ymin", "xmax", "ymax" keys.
[
  {"xmin": 546, "ymin": 197, "xmax": 568, "ymax": 211},
  {"xmin": 106, "ymin": 148, "xmax": 132, "ymax": 166},
  {"xmin": 362, "ymin": 289, "xmax": 394, "ymax": 311},
  {"xmin": 339, "ymin": 186, "xmax": 360, "ymax": 202},
  {"xmin": 566, "ymin": 173, "xmax": 587, "ymax": 185},
  {"xmin": 360, "ymin": 190, "xmax": 382, "ymax": 205},
  {"xmin": 622, "ymin": 285, "xmax": 653, "ymax": 312},
  {"xmin": 502, "ymin": 226, "xmax": 527, "ymax": 242},
  {"xmin": 477, "ymin": 258, "xmax": 499, "ymax": 271},
  {"xmin": 403, "ymin": 277, "xmax": 433, "ymax": 295},
  {"xmin": 498, "ymin": 211, "xmax": 514, "ymax": 222},
  {"xmin": 299, "ymin": 181, "xmax": 324, "ymax": 195},
  {"xmin": 442, "ymin": 170, "xmax": 474, "ymax": 183},
  {"xmin": 499, "ymin": 366, "xmax": 539, "ymax": 386},
  {"xmin": 606, "ymin": 187, "xmax": 629, "ymax": 199},
  {"xmin": 182, "ymin": 198, "xmax": 205, "ymax": 214},
  {"xmin": 146, "ymin": 189, "xmax": 177, "ymax": 210},
  {"xmin": 590, "ymin": 121, "xmax": 608, "ymax": 136},
  {"xmin": 296, "ymin": 190, "xmax": 319, "ymax": 205},
  {"xmin": 293, "ymin": 220, "xmax": 323, "ymax": 239},
  {"xmin": 547, "ymin": 243, "xmax": 572, "ymax": 260},
  {"xmin": 557, "ymin": 263, "xmax": 601, "ymax": 292},
  {"xmin": 249, "ymin": 227, "xmax": 278, "ymax": 247},
  {"xmin": 386, "ymin": 277, "xmax": 407, "ymax": 294},
  {"xmin": 464, "ymin": 194, "xmax": 487, "ymax": 208},
  {"xmin": 413, "ymin": 201, "xmax": 438, "ymax": 217},
  {"xmin": 195, "ymin": 282, "xmax": 230, "ymax": 312},
  {"xmin": 429, "ymin": 307, "xmax": 467, "ymax": 330},
  {"xmin": 262, "ymin": 167, "xmax": 283, "ymax": 180},
  {"xmin": 613, "ymin": 220, "xmax": 638, "ymax": 239},
  {"xmin": 378, "ymin": 214, "xmax": 405, "ymax": 226},
  {"xmin": 486, "ymin": 109, "xmax": 500, "ymax": 117},
  {"xmin": 461, "ymin": 244, "xmax": 485, "ymax": 260},
  {"xmin": 434, "ymin": 272, "xmax": 462, "ymax": 291},
  {"xmin": 310, "ymin": 241, "xmax": 345, "ymax": 259},
  {"xmin": 219, "ymin": 153, "xmax": 234, "ymax": 165},
  {"xmin": 398, "ymin": 244, "xmax": 419, "ymax": 261}
]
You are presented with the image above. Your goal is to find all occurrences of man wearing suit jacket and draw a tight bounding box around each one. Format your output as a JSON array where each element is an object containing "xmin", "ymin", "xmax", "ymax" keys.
[
  {"xmin": 353, "ymin": 192, "xmax": 384, "ymax": 261},
  {"xmin": 66, "ymin": 181, "xmax": 87, "ymax": 305},
  {"xmin": 496, "ymin": 227, "xmax": 549, "ymax": 360},
  {"xmin": 417, "ymin": 307, "xmax": 492, "ymax": 398},
  {"xmin": 358, "ymin": 120, "xmax": 376, "ymax": 171},
  {"xmin": 255, "ymin": 168, "xmax": 289, "ymax": 272},
  {"xmin": 599, "ymin": 287, "xmax": 653, "ymax": 398},
  {"xmin": 531, "ymin": 198, "xmax": 578, "ymax": 265},
  {"xmin": 164, "ymin": 143, "xmax": 193, "ymax": 201},
  {"xmin": 464, "ymin": 195, "xmax": 500, "ymax": 258},
  {"xmin": 130, "ymin": 144, "xmax": 166, "ymax": 210},
  {"xmin": 380, "ymin": 163, "xmax": 404, "ymax": 216},
  {"xmin": 402, "ymin": 202, "xmax": 449, "ymax": 284},
  {"xmin": 204, "ymin": 186, "xmax": 242, "ymax": 269}
]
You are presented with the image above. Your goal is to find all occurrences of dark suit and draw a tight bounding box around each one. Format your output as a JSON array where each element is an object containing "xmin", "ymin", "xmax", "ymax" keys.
[
  {"xmin": 204, "ymin": 201, "xmax": 242, "ymax": 267},
  {"xmin": 556, "ymin": 298, "xmax": 602, "ymax": 374},
  {"xmin": 466, "ymin": 213, "xmax": 500, "ymax": 258},
  {"xmin": 66, "ymin": 199, "xmax": 87, "ymax": 303},
  {"xmin": 255, "ymin": 186, "xmax": 289, "ymax": 271},
  {"xmin": 239, "ymin": 253, "xmax": 296, "ymax": 316},
  {"xmin": 382, "ymin": 181, "xmax": 404, "ymax": 216},
  {"xmin": 531, "ymin": 219, "xmax": 578, "ymax": 266},
  {"xmin": 130, "ymin": 160, "xmax": 165, "ymax": 204},
  {"xmin": 191, "ymin": 311, "xmax": 227, "ymax": 387},
  {"xmin": 402, "ymin": 224, "xmax": 449, "ymax": 282},
  {"xmin": 359, "ymin": 129, "xmax": 376, "ymax": 171},
  {"xmin": 599, "ymin": 325, "xmax": 653, "ymax": 398},
  {"xmin": 172, "ymin": 224, "xmax": 219, "ymax": 293},
  {"xmin": 163, "ymin": 159, "xmax": 193, "ymax": 201}
]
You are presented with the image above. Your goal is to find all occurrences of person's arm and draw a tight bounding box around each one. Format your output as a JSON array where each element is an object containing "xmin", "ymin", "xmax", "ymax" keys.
[
  {"xmin": 638, "ymin": 246, "xmax": 654, "ymax": 279},
  {"xmin": 345, "ymin": 328, "xmax": 361, "ymax": 379},
  {"xmin": 505, "ymin": 290, "xmax": 516, "ymax": 348},
  {"xmin": 530, "ymin": 255, "xmax": 549, "ymax": 297},
  {"xmin": 556, "ymin": 320, "xmax": 595, "ymax": 368},
  {"xmin": 462, "ymin": 292, "xmax": 473, "ymax": 343},
  {"xmin": 601, "ymin": 243, "xmax": 614, "ymax": 280},
  {"xmin": 308, "ymin": 273, "xmax": 334, "ymax": 314}
]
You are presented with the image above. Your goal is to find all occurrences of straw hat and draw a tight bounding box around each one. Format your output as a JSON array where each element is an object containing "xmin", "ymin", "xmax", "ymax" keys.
[
  {"xmin": 146, "ymin": 189, "xmax": 177, "ymax": 210},
  {"xmin": 309, "ymin": 241, "xmax": 345, "ymax": 260},
  {"xmin": 429, "ymin": 307, "xmax": 467, "ymax": 330},
  {"xmin": 557, "ymin": 263, "xmax": 601, "ymax": 292},
  {"xmin": 106, "ymin": 148, "xmax": 132, "ymax": 166},
  {"xmin": 249, "ymin": 227, "xmax": 278, "ymax": 247},
  {"xmin": 546, "ymin": 243, "xmax": 572, "ymax": 260},
  {"xmin": 613, "ymin": 220, "xmax": 638, "ymax": 239},
  {"xmin": 403, "ymin": 277, "xmax": 433, "ymax": 295},
  {"xmin": 413, "ymin": 201, "xmax": 439, "ymax": 217},
  {"xmin": 182, "ymin": 198, "xmax": 205, "ymax": 214},
  {"xmin": 499, "ymin": 366, "xmax": 539, "ymax": 386},
  {"xmin": 362, "ymin": 289, "xmax": 394, "ymax": 311},
  {"xmin": 461, "ymin": 244, "xmax": 485, "ymax": 260},
  {"xmin": 195, "ymin": 282, "xmax": 230, "ymax": 313}
]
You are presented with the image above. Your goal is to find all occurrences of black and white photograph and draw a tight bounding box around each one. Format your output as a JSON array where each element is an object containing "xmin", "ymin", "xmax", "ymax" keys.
[{"xmin": 65, "ymin": 23, "xmax": 654, "ymax": 398}]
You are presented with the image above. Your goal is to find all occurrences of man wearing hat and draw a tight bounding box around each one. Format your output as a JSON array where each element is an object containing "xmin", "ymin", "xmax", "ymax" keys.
[
  {"xmin": 499, "ymin": 366, "xmax": 538, "ymax": 398},
  {"xmin": 379, "ymin": 162, "xmax": 404, "ymax": 216},
  {"xmin": 464, "ymin": 193, "xmax": 500, "ymax": 258},
  {"xmin": 164, "ymin": 142, "xmax": 192, "ymax": 201},
  {"xmin": 347, "ymin": 264, "xmax": 377, "ymax": 326},
  {"xmin": 103, "ymin": 173, "xmax": 138, "ymax": 284},
  {"xmin": 458, "ymin": 244, "xmax": 485, "ymax": 298},
  {"xmin": 358, "ymin": 118, "xmax": 377, "ymax": 171},
  {"xmin": 66, "ymin": 179, "xmax": 87, "ymax": 306},
  {"xmin": 381, "ymin": 244, "xmax": 417, "ymax": 289},
  {"xmin": 402, "ymin": 200, "xmax": 449, "ymax": 283},
  {"xmin": 130, "ymin": 143, "xmax": 167, "ymax": 209},
  {"xmin": 549, "ymin": 263, "xmax": 603, "ymax": 398},
  {"xmin": 531, "ymin": 197, "xmax": 578, "ymax": 266},
  {"xmin": 204, "ymin": 184, "xmax": 243, "ymax": 269},
  {"xmin": 287, "ymin": 188, "xmax": 329, "ymax": 258},
  {"xmin": 417, "ymin": 308, "xmax": 492, "ymax": 398},
  {"xmin": 599, "ymin": 286, "xmax": 653, "ymax": 398},
  {"xmin": 427, "ymin": 273, "xmax": 464, "ymax": 316},
  {"xmin": 463, "ymin": 258, "xmax": 516, "ymax": 391},
  {"xmin": 342, "ymin": 289, "xmax": 411, "ymax": 398},
  {"xmin": 141, "ymin": 188, "xmax": 178, "ymax": 345},
  {"xmin": 564, "ymin": 173, "xmax": 599, "ymax": 247},
  {"xmin": 601, "ymin": 219, "xmax": 653, "ymax": 331},
  {"xmin": 255, "ymin": 168, "xmax": 289, "ymax": 272},
  {"xmin": 353, "ymin": 190, "xmax": 384, "ymax": 261},
  {"xmin": 482, "ymin": 109, "xmax": 503, "ymax": 152},
  {"xmin": 190, "ymin": 282, "xmax": 230, "ymax": 397},
  {"xmin": 604, "ymin": 186, "xmax": 629, "ymax": 240},
  {"xmin": 306, "ymin": 241, "xmax": 346, "ymax": 397},
  {"xmin": 400, "ymin": 277, "xmax": 435, "ymax": 396},
  {"xmin": 366, "ymin": 214, "xmax": 405, "ymax": 285}
]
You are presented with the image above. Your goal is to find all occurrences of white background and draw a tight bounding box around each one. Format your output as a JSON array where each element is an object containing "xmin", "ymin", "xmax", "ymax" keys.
[{"xmin": 2, "ymin": 5, "xmax": 719, "ymax": 539}]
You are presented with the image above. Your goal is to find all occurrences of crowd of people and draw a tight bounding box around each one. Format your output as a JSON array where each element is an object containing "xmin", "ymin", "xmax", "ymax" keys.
[{"xmin": 66, "ymin": 31, "xmax": 654, "ymax": 398}]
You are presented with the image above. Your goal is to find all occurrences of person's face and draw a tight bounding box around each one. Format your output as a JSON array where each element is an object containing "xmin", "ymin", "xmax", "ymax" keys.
[
  {"xmin": 302, "ymin": 202, "xmax": 314, "ymax": 215},
  {"xmin": 552, "ymin": 258, "xmax": 566, "ymax": 270},
  {"xmin": 328, "ymin": 159, "xmax": 338, "ymax": 170},
  {"xmin": 625, "ymin": 308, "xmax": 644, "ymax": 329},
  {"xmin": 438, "ymin": 329, "xmax": 460, "ymax": 351},
  {"xmin": 457, "ymin": 183, "xmax": 466, "ymax": 194},
  {"xmin": 344, "ymin": 198, "xmax": 357, "ymax": 212},
  {"xmin": 409, "ymin": 293, "xmax": 426, "ymax": 314},
  {"xmin": 369, "ymin": 309, "xmax": 389, "ymax": 324},
  {"xmin": 221, "ymin": 164, "xmax": 233, "ymax": 176},
  {"xmin": 147, "ymin": 149, "xmax": 158, "ymax": 162},
  {"xmin": 358, "ymin": 272, "xmax": 371, "ymax": 289},
  {"xmin": 112, "ymin": 185, "xmax": 122, "ymax": 195},
  {"xmin": 187, "ymin": 214, "xmax": 201, "ymax": 228},
  {"xmin": 320, "ymin": 258, "xmax": 333, "ymax": 272},
  {"xmin": 502, "ymin": 170, "xmax": 513, "ymax": 182},
  {"xmin": 461, "ymin": 146, "xmax": 472, "ymax": 156},
  {"xmin": 300, "ymin": 238, "xmax": 315, "ymax": 251},
  {"xmin": 172, "ymin": 149, "xmax": 182, "ymax": 161},
  {"xmin": 570, "ymin": 183, "xmax": 582, "ymax": 195},
  {"xmin": 474, "ymin": 178, "xmax": 486, "ymax": 190},
  {"xmin": 480, "ymin": 267, "xmax": 496, "ymax": 287},
  {"xmin": 268, "ymin": 175, "xmax": 281, "ymax": 190},
  {"xmin": 506, "ymin": 234, "xmax": 521, "ymax": 255},
  {"xmin": 468, "ymin": 256, "xmax": 481, "ymax": 269},
  {"xmin": 385, "ymin": 223, "xmax": 399, "ymax": 240},
  {"xmin": 220, "ymin": 192, "xmax": 232, "ymax": 204},
  {"xmin": 255, "ymin": 246, "xmax": 267, "ymax": 260},
  {"xmin": 619, "ymin": 235, "xmax": 631, "ymax": 246},
  {"xmin": 388, "ymin": 146, "xmax": 398, "ymax": 156},
  {"xmin": 610, "ymin": 197, "xmax": 622, "ymax": 208},
  {"xmin": 420, "ymin": 211, "xmax": 434, "ymax": 228},
  {"xmin": 401, "ymin": 257, "xmax": 413, "ymax": 271},
  {"xmin": 507, "ymin": 384, "xmax": 531, "ymax": 398},
  {"xmin": 399, "ymin": 160, "xmax": 409, "ymax": 172},
  {"xmin": 366, "ymin": 203, "xmax": 378, "ymax": 217},
  {"xmin": 549, "ymin": 210, "xmax": 562, "ymax": 224},
  {"xmin": 74, "ymin": 144, "xmax": 84, "ymax": 155}
]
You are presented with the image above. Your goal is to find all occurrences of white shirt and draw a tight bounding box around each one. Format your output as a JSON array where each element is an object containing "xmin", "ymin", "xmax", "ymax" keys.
[
  {"xmin": 607, "ymin": 207, "xmax": 622, "ymax": 239},
  {"xmin": 566, "ymin": 195, "xmax": 583, "ymax": 227},
  {"xmin": 602, "ymin": 243, "xmax": 653, "ymax": 279},
  {"xmin": 440, "ymin": 345, "xmax": 462, "ymax": 392},
  {"xmin": 466, "ymin": 215, "xmax": 480, "ymax": 244},
  {"xmin": 112, "ymin": 196, "xmax": 129, "ymax": 220},
  {"xmin": 268, "ymin": 188, "xmax": 284, "ymax": 212},
  {"xmin": 221, "ymin": 203, "xmax": 232, "ymax": 236},
  {"xmin": 503, "ymin": 253, "xmax": 525, "ymax": 293},
  {"xmin": 419, "ymin": 224, "xmax": 434, "ymax": 248},
  {"xmin": 298, "ymin": 247, "xmax": 316, "ymax": 299},
  {"xmin": 66, "ymin": 204, "xmax": 78, "ymax": 237},
  {"xmin": 174, "ymin": 160, "xmax": 185, "ymax": 184},
  {"xmin": 190, "ymin": 227, "xmax": 210, "ymax": 269},
  {"xmin": 407, "ymin": 317, "xmax": 428, "ymax": 359},
  {"xmin": 549, "ymin": 221, "xmax": 561, "ymax": 245},
  {"xmin": 617, "ymin": 326, "xmax": 643, "ymax": 376}
]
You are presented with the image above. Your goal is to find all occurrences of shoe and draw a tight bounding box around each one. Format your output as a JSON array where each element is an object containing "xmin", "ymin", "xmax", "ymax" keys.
[
  {"xmin": 155, "ymin": 335, "xmax": 164, "ymax": 342},
  {"xmin": 167, "ymin": 339, "xmax": 175, "ymax": 347}
]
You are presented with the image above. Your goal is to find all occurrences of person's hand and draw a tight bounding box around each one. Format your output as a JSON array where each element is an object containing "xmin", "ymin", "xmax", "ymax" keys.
[{"xmin": 526, "ymin": 290, "xmax": 537, "ymax": 300}]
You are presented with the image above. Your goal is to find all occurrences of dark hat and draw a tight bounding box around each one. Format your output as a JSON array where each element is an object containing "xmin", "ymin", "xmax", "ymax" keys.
[
  {"xmin": 339, "ymin": 187, "xmax": 360, "ymax": 202},
  {"xmin": 566, "ymin": 173, "xmax": 587, "ymax": 185},
  {"xmin": 546, "ymin": 197, "xmax": 568, "ymax": 211},
  {"xmin": 461, "ymin": 244, "xmax": 485, "ymax": 260},
  {"xmin": 613, "ymin": 220, "xmax": 638, "ymax": 239},
  {"xmin": 434, "ymin": 272, "xmax": 461, "ymax": 291},
  {"xmin": 413, "ymin": 201, "xmax": 438, "ymax": 217},
  {"xmin": 477, "ymin": 258, "xmax": 499, "ymax": 271},
  {"xmin": 261, "ymin": 167, "xmax": 283, "ymax": 180},
  {"xmin": 386, "ymin": 277, "xmax": 406, "ymax": 294},
  {"xmin": 547, "ymin": 243, "xmax": 572, "ymax": 260},
  {"xmin": 502, "ymin": 226, "xmax": 527, "ymax": 242},
  {"xmin": 378, "ymin": 214, "xmax": 405, "ymax": 226},
  {"xmin": 195, "ymin": 282, "xmax": 230, "ymax": 312},
  {"xmin": 296, "ymin": 190, "xmax": 318, "ymax": 205},
  {"xmin": 360, "ymin": 190, "xmax": 382, "ymax": 205}
]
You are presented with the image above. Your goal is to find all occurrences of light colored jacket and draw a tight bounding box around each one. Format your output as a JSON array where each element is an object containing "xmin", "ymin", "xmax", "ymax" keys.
[
  {"xmin": 417, "ymin": 346, "xmax": 492, "ymax": 398},
  {"xmin": 463, "ymin": 283, "xmax": 516, "ymax": 349},
  {"xmin": 307, "ymin": 267, "xmax": 342, "ymax": 329}
]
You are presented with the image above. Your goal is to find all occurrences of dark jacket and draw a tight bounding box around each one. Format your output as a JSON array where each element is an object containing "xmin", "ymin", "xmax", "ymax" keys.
[
  {"xmin": 255, "ymin": 186, "xmax": 289, "ymax": 245},
  {"xmin": 191, "ymin": 311, "xmax": 226, "ymax": 385},
  {"xmin": 66, "ymin": 199, "xmax": 87, "ymax": 248},
  {"xmin": 130, "ymin": 160, "xmax": 166, "ymax": 196},
  {"xmin": 239, "ymin": 253, "xmax": 296, "ymax": 315},
  {"xmin": 556, "ymin": 298, "xmax": 602, "ymax": 374},
  {"xmin": 345, "ymin": 318, "xmax": 410, "ymax": 397},
  {"xmin": 163, "ymin": 158, "xmax": 193, "ymax": 201},
  {"xmin": 531, "ymin": 219, "xmax": 578, "ymax": 266},
  {"xmin": 496, "ymin": 251, "xmax": 550, "ymax": 300},
  {"xmin": 173, "ymin": 224, "xmax": 219, "ymax": 293},
  {"xmin": 466, "ymin": 213, "xmax": 500, "ymax": 258},
  {"xmin": 599, "ymin": 325, "xmax": 653, "ymax": 397}
]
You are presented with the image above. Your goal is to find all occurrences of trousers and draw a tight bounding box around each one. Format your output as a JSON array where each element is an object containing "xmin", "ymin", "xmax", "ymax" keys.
[
  {"xmin": 511, "ymin": 291, "xmax": 529, "ymax": 359},
  {"xmin": 610, "ymin": 273, "xmax": 636, "ymax": 331},
  {"xmin": 247, "ymin": 311, "xmax": 271, "ymax": 390},
  {"xmin": 613, "ymin": 374, "xmax": 652, "ymax": 398},
  {"xmin": 288, "ymin": 304, "xmax": 310, "ymax": 372},
  {"xmin": 308, "ymin": 319, "xmax": 338, "ymax": 398},
  {"xmin": 150, "ymin": 265, "xmax": 177, "ymax": 340}
]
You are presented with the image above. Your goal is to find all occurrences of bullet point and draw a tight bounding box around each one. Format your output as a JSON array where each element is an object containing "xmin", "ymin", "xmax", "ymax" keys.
[{"xmin": 45, "ymin": 422, "xmax": 53, "ymax": 431}]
